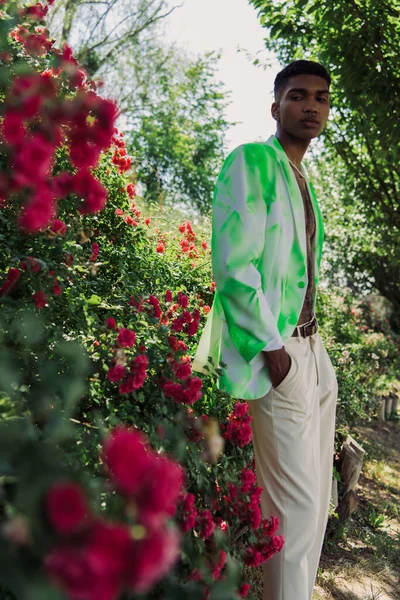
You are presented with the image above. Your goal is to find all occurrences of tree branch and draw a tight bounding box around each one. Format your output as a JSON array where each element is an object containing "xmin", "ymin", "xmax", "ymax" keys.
[{"xmin": 91, "ymin": 4, "xmax": 178, "ymax": 74}]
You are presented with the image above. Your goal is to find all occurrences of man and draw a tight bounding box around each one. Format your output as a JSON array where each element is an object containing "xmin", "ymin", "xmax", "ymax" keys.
[{"xmin": 192, "ymin": 60, "xmax": 338, "ymax": 600}]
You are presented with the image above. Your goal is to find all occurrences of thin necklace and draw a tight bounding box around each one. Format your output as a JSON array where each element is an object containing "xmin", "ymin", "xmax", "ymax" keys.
[{"xmin": 288, "ymin": 158, "xmax": 306, "ymax": 181}]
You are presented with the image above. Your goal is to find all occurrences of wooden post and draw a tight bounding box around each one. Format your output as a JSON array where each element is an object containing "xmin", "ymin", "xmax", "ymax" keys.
[
  {"xmin": 336, "ymin": 489, "xmax": 358, "ymax": 522},
  {"xmin": 331, "ymin": 477, "xmax": 338, "ymax": 509},
  {"xmin": 339, "ymin": 435, "xmax": 365, "ymax": 495},
  {"xmin": 378, "ymin": 398, "xmax": 386, "ymax": 421},
  {"xmin": 329, "ymin": 436, "xmax": 365, "ymax": 531},
  {"xmin": 385, "ymin": 396, "xmax": 393, "ymax": 420},
  {"xmin": 392, "ymin": 396, "xmax": 398, "ymax": 418}
]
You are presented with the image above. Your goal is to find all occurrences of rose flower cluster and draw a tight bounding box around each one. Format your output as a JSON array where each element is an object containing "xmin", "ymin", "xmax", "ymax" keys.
[
  {"xmin": 105, "ymin": 319, "xmax": 149, "ymax": 395},
  {"xmin": 0, "ymin": 0, "xmax": 118, "ymax": 232},
  {"xmin": 221, "ymin": 401, "xmax": 253, "ymax": 447},
  {"xmin": 44, "ymin": 426, "xmax": 183, "ymax": 600},
  {"xmin": 213, "ymin": 467, "xmax": 284, "ymax": 569},
  {"xmin": 104, "ymin": 289, "xmax": 204, "ymax": 404}
]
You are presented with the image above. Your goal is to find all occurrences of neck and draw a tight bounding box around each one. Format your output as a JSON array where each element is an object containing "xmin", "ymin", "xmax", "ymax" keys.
[{"xmin": 275, "ymin": 128, "xmax": 311, "ymax": 168}]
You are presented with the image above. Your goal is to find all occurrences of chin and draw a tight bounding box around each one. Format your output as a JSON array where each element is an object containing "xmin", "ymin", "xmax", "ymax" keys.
[
  {"xmin": 294, "ymin": 129, "xmax": 321, "ymax": 141},
  {"xmin": 282, "ymin": 126, "xmax": 321, "ymax": 141}
]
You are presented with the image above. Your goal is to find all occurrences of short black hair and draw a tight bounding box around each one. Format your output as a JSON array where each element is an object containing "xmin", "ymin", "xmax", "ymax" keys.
[{"xmin": 274, "ymin": 60, "xmax": 331, "ymax": 100}]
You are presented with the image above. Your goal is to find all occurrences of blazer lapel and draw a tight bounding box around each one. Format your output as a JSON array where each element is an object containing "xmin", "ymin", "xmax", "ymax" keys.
[
  {"xmin": 306, "ymin": 179, "xmax": 324, "ymax": 273},
  {"xmin": 265, "ymin": 135, "xmax": 307, "ymax": 264}
]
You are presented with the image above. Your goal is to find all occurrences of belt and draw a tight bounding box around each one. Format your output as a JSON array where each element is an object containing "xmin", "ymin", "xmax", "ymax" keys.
[{"xmin": 291, "ymin": 314, "xmax": 318, "ymax": 338}]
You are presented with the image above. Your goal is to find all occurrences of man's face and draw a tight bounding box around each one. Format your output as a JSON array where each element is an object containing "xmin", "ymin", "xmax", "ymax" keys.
[{"xmin": 271, "ymin": 74, "xmax": 330, "ymax": 140}]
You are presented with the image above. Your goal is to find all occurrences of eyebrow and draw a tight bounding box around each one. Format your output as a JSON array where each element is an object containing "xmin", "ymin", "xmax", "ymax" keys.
[{"xmin": 287, "ymin": 87, "xmax": 330, "ymax": 95}]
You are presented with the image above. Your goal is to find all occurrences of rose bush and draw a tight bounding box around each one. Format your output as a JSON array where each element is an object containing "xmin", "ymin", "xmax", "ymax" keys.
[{"xmin": 0, "ymin": 3, "xmax": 285, "ymax": 599}]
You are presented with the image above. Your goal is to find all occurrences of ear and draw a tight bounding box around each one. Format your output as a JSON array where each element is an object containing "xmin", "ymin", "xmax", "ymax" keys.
[{"xmin": 271, "ymin": 101, "xmax": 280, "ymax": 122}]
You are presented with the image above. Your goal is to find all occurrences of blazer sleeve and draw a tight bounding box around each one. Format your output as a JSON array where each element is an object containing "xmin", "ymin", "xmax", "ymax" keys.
[{"xmin": 211, "ymin": 143, "xmax": 284, "ymax": 365}]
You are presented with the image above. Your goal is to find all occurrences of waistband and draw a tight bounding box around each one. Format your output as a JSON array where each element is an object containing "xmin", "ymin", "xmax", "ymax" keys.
[{"xmin": 291, "ymin": 314, "xmax": 318, "ymax": 338}]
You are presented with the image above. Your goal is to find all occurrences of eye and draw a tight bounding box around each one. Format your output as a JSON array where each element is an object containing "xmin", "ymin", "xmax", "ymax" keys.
[
  {"xmin": 291, "ymin": 95, "xmax": 303, "ymax": 101},
  {"xmin": 318, "ymin": 97, "xmax": 329, "ymax": 103}
]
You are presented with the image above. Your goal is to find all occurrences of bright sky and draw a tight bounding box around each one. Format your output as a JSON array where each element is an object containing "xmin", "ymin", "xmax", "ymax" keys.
[{"xmin": 164, "ymin": 0, "xmax": 281, "ymax": 152}]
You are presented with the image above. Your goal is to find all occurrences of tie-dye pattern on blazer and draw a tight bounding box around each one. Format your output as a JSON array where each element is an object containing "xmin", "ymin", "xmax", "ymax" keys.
[{"xmin": 191, "ymin": 134, "xmax": 325, "ymax": 400}]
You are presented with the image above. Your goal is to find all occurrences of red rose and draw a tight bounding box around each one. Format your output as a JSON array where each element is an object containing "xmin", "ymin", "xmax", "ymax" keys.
[
  {"xmin": 107, "ymin": 364, "xmax": 126, "ymax": 383},
  {"xmin": 2, "ymin": 113, "xmax": 26, "ymax": 145},
  {"xmin": 116, "ymin": 328, "xmax": 136, "ymax": 348},
  {"xmin": 33, "ymin": 290, "xmax": 48, "ymax": 309},
  {"xmin": 0, "ymin": 268, "xmax": 20, "ymax": 296},
  {"xmin": 262, "ymin": 515, "xmax": 280, "ymax": 537},
  {"xmin": 51, "ymin": 219, "xmax": 66, "ymax": 235},
  {"xmin": 18, "ymin": 186, "xmax": 56, "ymax": 232},
  {"xmin": 172, "ymin": 360, "xmax": 192, "ymax": 381},
  {"xmin": 177, "ymin": 293, "xmax": 189, "ymax": 308},
  {"xmin": 126, "ymin": 183, "xmax": 136, "ymax": 198},
  {"xmin": 124, "ymin": 215, "xmax": 135, "ymax": 226},
  {"xmin": 52, "ymin": 172, "xmax": 74, "ymax": 198},
  {"xmin": 128, "ymin": 526, "xmax": 180, "ymax": 594},
  {"xmin": 45, "ymin": 481, "xmax": 89, "ymax": 536},
  {"xmin": 12, "ymin": 134, "xmax": 54, "ymax": 187},
  {"xmin": 181, "ymin": 377, "xmax": 203, "ymax": 405},
  {"xmin": 73, "ymin": 169, "xmax": 108, "ymax": 214},
  {"xmin": 240, "ymin": 468, "xmax": 257, "ymax": 494},
  {"xmin": 69, "ymin": 136, "xmax": 100, "ymax": 169},
  {"xmin": 45, "ymin": 520, "xmax": 131, "ymax": 600},
  {"xmin": 196, "ymin": 509, "xmax": 215, "ymax": 539},
  {"xmin": 106, "ymin": 317, "xmax": 117, "ymax": 329},
  {"xmin": 20, "ymin": 256, "xmax": 41, "ymax": 273},
  {"xmin": 270, "ymin": 535, "xmax": 284, "ymax": 552},
  {"xmin": 52, "ymin": 279, "xmax": 62, "ymax": 297},
  {"xmin": 233, "ymin": 402, "xmax": 249, "ymax": 418},
  {"xmin": 239, "ymin": 583, "xmax": 251, "ymax": 598},
  {"xmin": 136, "ymin": 455, "xmax": 183, "ymax": 528},
  {"xmin": 102, "ymin": 427, "xmax": 150, "ymax": 496},
  {"xmin": 90, "ymin": 242, "xmax": 99, "ymax": 262}
]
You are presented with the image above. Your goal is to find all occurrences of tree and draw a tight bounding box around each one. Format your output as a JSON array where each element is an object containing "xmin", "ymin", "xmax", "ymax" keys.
[
  {"xmin": 121, "ymin": 47, "xmax": 232, "ymax": 214},
  {"xmin": 47, "ymin": 0, "xmax": 232, "ymax": 214},
  {"xmin": 248, "ymin": 0, "xmax": 400, "ymax": 316},
  {"xmin": 47, "ymin": 0, "xmax": 178, "ymax": 76}
]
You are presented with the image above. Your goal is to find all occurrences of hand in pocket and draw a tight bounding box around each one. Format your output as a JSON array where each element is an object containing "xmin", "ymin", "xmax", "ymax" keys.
[{"xmin": 263, "ymin": 348, "xmax": 292, "ymax": 389}]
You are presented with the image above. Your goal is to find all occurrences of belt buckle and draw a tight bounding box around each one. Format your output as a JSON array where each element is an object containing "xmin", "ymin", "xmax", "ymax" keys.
[{"xmin": 303, "ymin": 315, "xmax": 317, "ymax": 337}]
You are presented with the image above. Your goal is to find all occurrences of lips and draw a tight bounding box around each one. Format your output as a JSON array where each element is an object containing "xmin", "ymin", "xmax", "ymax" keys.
[
  {"xmin": 301, "ymin": 120, "xmax": 320, "ymax": 128},
  {"xmin": 301, "ymin": 118, "xmax": 320, "ymax": 124}
]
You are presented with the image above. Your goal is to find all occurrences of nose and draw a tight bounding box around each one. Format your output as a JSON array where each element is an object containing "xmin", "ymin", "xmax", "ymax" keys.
[{"xmin": 303, "ymin": 105, "xmax": 317, "ymax": 115}]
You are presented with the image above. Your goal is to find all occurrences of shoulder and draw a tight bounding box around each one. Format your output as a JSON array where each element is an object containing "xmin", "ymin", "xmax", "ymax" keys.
[{"xmin": 222, "ymin": 142, "xmax": 279, "ymax": 171}]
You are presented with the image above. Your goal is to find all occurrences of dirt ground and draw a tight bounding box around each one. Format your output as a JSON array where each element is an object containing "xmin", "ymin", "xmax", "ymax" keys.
[{"xmin": 314, "ymin": 420, "xmax": 400, "ymax": 600}]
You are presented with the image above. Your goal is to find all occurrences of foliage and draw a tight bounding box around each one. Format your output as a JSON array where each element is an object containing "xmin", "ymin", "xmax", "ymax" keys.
[
  {"xmin": 316, "ymin": 285, "xmax": 400, "ymax": 438},
  {"xmin": 248, "ymin": 0, "xmax": 400, "ymax": 316},
  {"xmin": 124, "ymin": 48, "xmax": 232, "ymax": 215}
]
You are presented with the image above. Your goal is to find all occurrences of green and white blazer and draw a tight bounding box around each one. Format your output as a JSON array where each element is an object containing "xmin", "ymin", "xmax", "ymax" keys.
[{"xmin": 191, "ymin": 134, "xmax": 325, "ymax": 400}]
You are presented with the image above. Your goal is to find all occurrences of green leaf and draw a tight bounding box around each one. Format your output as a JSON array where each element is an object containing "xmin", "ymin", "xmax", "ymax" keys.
[{"xmin": 87, "ymin": 294, "xmax": 102, "ymax": 305}]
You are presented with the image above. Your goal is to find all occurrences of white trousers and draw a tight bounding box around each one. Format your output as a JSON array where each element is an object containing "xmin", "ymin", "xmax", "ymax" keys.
[{"xmin": 248, "ymin": 332, "xmax": 338, "ymax": 600}]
